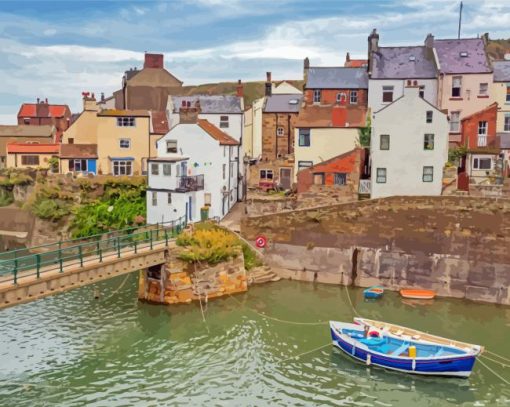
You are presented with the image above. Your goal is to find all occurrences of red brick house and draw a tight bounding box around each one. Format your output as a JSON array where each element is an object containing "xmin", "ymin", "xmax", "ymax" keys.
[
  {"xmin": 17, "ymin": 99, "xmax": 72, "ymax": 142},
  {"xmin": 296, "ymin": 148, "xmax": 366, "ymax": 197},
  {"xmin": 344, "ymin": 52, "xmax": 368, "ymax": 68},
  {"xmin": 458, "ymin": 103, "xmax": 501, "ymax": 189}
]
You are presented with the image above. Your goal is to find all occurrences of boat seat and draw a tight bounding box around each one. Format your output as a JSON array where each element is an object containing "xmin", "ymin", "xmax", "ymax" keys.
[
  {"xmin": 391, "ymin": 342, "xmax": 410, "ymax": 356},
  {"xmin": 393, "ymin": 330, "xmax": 404, "ymax": 336},
  {"xmin": 435, "ymin": 348, "xmax": 445, "ymax": 357}
]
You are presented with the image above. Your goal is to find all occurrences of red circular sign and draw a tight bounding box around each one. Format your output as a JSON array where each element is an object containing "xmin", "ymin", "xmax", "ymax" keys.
[{"xmin": 255, "ymin": 235, "xmax": 267, "ymax": 248}]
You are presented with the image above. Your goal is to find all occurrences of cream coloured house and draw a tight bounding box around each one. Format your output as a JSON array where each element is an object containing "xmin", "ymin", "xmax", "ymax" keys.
[
  {"xmin": 370, "ymin": 86, "xmax": 449, "ymax": 198},
  {"xmin": 493, "ymin": 61, "xmax": 510, "ymax": 134}
]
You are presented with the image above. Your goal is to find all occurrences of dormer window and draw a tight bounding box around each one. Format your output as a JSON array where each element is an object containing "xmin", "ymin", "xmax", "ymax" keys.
[
  {"xmin": 460, "ymin": 51, "xmax": 468, "ymax": 57},
  {"xmin": 117, "ymin": 117, "xmax": 135, "ymax": 127}
]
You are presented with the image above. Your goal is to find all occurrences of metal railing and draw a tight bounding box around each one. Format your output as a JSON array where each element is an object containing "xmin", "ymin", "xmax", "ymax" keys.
[
  {"xmin": 0, "ymin": 216, "xmax": 187, "ymax": 285},
  {"xmin": 176, "ymin": 175, "xmax": 204, "ymax": 192}
]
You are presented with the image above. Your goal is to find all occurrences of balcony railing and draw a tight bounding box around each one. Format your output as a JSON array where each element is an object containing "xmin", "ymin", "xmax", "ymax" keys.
[
  {"xmin": 477, "ymin": 135, "xmax": 488, "ymax": 147},
  {"xmin": 176, "ymin": 175, "xmax": 204, "ymax": 192}
]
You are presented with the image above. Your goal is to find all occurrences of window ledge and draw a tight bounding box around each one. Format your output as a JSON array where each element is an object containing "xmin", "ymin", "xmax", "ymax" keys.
[
  {"xmin": 477, "ymin": 95, "xmax": 489, "ymax": 98},
  {"xmin": 449, "ymin": 97, "xmax": 463, "ymax": 101},
  {"xmin": 449, "ymin": 132, "xmax": 461, "ymax": 135}
]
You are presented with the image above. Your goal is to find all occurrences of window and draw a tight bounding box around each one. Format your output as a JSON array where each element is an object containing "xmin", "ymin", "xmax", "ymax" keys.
[
  {"xmin": 479, "ymin": 83, "xmax": 488, "ymax": 96},
  {"xmin": 336, "ymin": 92, "xmax": 344, "ymax": 103},
  {"xmin": 506, "ymin": 85, "xmax": 510, "ymax": 103},
  {"xmin": 167, "ymin": 192, "xmax": 172, "ymax": 205},
  {"xmin": 334, "ymin": 173, "xmax": 347, "ymax": 185},
  {"xmin": 298, "ymin": 129, "xmax": 310, "ymax": 146},
  {"xmin": 260, "ymin": 169, "xmax": 273, "ymax": 179},
  {"xmin": 163, "ymin": 163, "xmax": 171, "ymax": 176},
  {"xmin": 424, "ymin": 134, "xmax": 435, "ymax": 150},
  {"xmin": 450, "ymin": 111, "xmax": 460, "ymax": 132},
  {"xmin": 152, "ymin": 191, "xmax": 157, "ymax": 206},
  {"xmin": 230, "ymin": 162, "xmax": 234, "ymax": 176},
  {"xmin": 382, "ymin": 86, "xmax": 394, "ymax": 103},
  {"xmin": 452, "ymin": 76, "xmax": 462, "ymax": 97},
  {"xmin": 350, "ymin": 91, "xmax": 358, "ymax": 104},
  {"xmin": 220, "ymin": 115, "xmax": 229, "ymax": 128},
  {"xmin": 222, "ymin": 164, "xmax": 226, "ymax": 179},
  {"xmin": 23, "ymin": 118, "xmax": 30, "ymax": 125},
  {"xmin": 113, "ymin": 160, "xmax": 132, "ymax": 176},
  {"xmin": 119, "ymin": 138, "xmax": 131, "ymax": 149},
  {"xmin": 298, "ymin": 161, "xmax": 313, "ymax": 171},
  {"xmin": 477, "ymin": 121, "xmax": 488, "ymax": 147},
  {"xmin": 423, "ymin": 166, "xmax": 433, "ymax": 182},
  {"xmin": 313, "ymin": 89, "xmax": 321, "ymax": 103},
  {"xmin": 426, "ymin": 111, "xmax": 433, "ymax": 123},
  {"xmin": 277, "ymin": 127, "xmax": 285, "ymax": 136},
  {"xmin": 204, "ymin": 193, "xmax": 212, "ymax": 206},
  {"xmin": 376, "ymin": 168, "xmax": 387, "ymax": 183},
  {"xmin": 419, "ymin": 86, "xmax": 425, "ymax": 98},
  {"xmin": 473, "ymin": 157, "xmax": 491, "ymax": 170},
  {"xmin": 166, "ymin": 140, "xmax": 177, "ymax": 153},
  {"xmin": 68, "ymin": 138, "xmax": 74, "ymax": 144},
  {"xmin": 380, "ymin": 134, "xmax": 390, "ymax": 150},
  {"xmin": 21, "ymin": 155, "xmax": 39, "ymax": 166},
  {"xmin": 70, "ymin": 159, "xmax": 87, "ymax": 172},
  {"xmin": 504, "ymin": 114, "xmax": 510, "ymax": 132},
  {"xmin": 117, "ymin": 117, "xmax": 135, "ymax": 127},
  {"xmin": 313, "ymin": 173, "xmax": 325, "ymax": 185},
  {"xmin": 151, "ymin": 163, "xmax": 159, "ymax": 175}
]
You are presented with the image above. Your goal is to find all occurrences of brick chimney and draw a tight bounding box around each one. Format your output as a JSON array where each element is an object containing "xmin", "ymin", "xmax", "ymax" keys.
[
  {"xmin": 345, "ymin": 52, "xmax": 350, "ymax": 64},
  {"xmin": 265, "ymin": 72, "xmax": 272, "ymax": 97},
  {"xmin": 144, "ymin": 53, "xmax": 164, "ymax": 69},
  {"xmin": 179, "ymin": 99, "xmax": 200, "ymax": 124},
  {"xmin": 332, "ymin": 105, "xmax": 347, "ymax": 127},
  {"xmin": 83, "ymin": 92, "xmax": 98, "ymax": 112},
  {"xmin": 236, "ymin": 79, "xmax": 244, "ymax": 98},
  {"xmin": 367, "ymin": 28, "xmax": 379, "ymax": 74},
  {"xmin": 36, "ymin": 98, "xmax": 49, "ymax": 118}
]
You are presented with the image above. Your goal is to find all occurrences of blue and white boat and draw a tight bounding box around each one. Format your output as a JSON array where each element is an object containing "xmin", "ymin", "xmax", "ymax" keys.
[
  {"xmin": 330, "ymin": 317, "xmax": 483, "ymax": 378},
  {"xmin": 363, "ymin": 286, "xmax": 384, "ymax": 299}
]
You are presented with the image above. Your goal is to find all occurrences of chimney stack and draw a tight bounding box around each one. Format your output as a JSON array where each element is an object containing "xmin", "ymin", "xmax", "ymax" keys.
[
  {"xmin": 144, "ymin": 53, "xmax": 164, "ymax": 69},
  {"xmin": 179, "ymin": 99, "xmax": 200, "ymax": 124},
  {"xmin": 36, "ymin": 98, "xmax": 49, "ymax": 118},
  {"xmin": 332, "ymin": 105, "xmax": 347, "ymax": 127},
  {"xmin": 265, "ymin": 72, "xmax": 272, "ymax": 97},
  {"xmin": 37, "ymin": 97, "xmax": 40, "ymax": 104},
  {"xmin": 101, "ymin": 92, "xmax": 105, "ymax": 102},
  {"xmin": 83, "ymin": 92, "xmax": 98, "ymax": 112},
  {"xmin": 345, "ymin": 52, "xmax": 351, "ymax": 63},
  {"xmin": 367, "ymin": 28, "xmax": 379, "ymax": 74},
  {"xmin": 236, "ymin": 79, "xmax": 244, "ymax": 98}
]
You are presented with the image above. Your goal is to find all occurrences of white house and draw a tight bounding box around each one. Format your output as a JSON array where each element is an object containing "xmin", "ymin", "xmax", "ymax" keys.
[
  {"xmin": 370, "ymin": 86, "xmax": 448, "ymax": 198},
  {"xmin": 167, "ymin": 93, "xmax": 244, "ymax": 200},
  {"xmin": 147, "ymin": 107, "xmax": 239, "ymax": 224},
  {"xmin": 367, "ymin": 30, "xmax": 438, "ymax": 113}
]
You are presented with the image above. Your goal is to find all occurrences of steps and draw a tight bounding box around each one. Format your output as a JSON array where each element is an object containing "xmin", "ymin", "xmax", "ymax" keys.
[{"xmin": 247, "ymin": 266, "xmax": 280, "ymax": 285}]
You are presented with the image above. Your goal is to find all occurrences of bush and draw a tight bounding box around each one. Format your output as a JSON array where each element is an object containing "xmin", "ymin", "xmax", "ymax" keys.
[
  {"xmin": 241, "ymin": 242, "xmax": 262, "ymax": 270},
  {"xmin": 30, "ymin": 198, "xmax": 71, "ymax": 221},
  {"xmin": 177, "ymin": 228, "xmax": 241, "ymax": 265},
  {"xmin": 0, "ymin": 188, "xmax": 13, "ymax": 207}
]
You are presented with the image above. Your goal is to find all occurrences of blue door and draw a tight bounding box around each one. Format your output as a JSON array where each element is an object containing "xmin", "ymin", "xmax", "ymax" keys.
[{"xmin": 87, "ymin": 159, "xmax": 97, "ymax": 175}]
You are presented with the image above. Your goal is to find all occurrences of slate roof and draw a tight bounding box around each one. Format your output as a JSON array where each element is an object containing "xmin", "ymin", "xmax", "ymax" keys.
[
  {"xmin": 305, "ymin": 67, "xmax": 368, "ymax": 89},
  {"xmin": 493, "ymin": 61, "xmax": 510, "ymax": 82},
  {"xmin": 371, "ymin": 46, "xmax": 437, "ymax": 79},
  {"xmin": 197, "ymin": 119, "xmax": 239, "ymax": 145},
  {"xmin": 263, "ymin": 94, "xmax": 303, "ymax": 113},
  {"xmin": 59, "ymin": 144, "xmax": 98, "ymax": 158},
  {"xmin": 150, "ymin": 111, "xmax": 169, "ymax": 135},
  {"xmin": 171, "ymin": 95, "xmax": 242, "ymax": 114},
  {"xmin": 434, "ymin": 38, "xmax": 491, "ymax": 74},
  {"xmin": 0, "ymin": 125, "xmax": 55, "ymax": 137}
]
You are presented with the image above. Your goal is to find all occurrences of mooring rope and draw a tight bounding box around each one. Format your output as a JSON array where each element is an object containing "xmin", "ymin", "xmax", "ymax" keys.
[
  {"xmin": 101, "ymin": 273, "xmax": 131, "ymax": 301},
  {"xmin": 279, "ymin": 343, "xmax": 331, "ymax": 364},
  {"xmin": 344, "ymin": 284, "xmax": 361, "ymax": 318},
  {"xmin": 480, "ymin": 354, "xmax": 510, "ymax": 368},
  {"xmin": 478, "ymin": 358, "xmax": 510, "ymax": 386},
  {"xmin": 484, "ymin": 350, "xmax": 510, "ymax": 364},
  {"xmin": 228, "ymin": 293, "xmax": 328, "ymax": 326}
]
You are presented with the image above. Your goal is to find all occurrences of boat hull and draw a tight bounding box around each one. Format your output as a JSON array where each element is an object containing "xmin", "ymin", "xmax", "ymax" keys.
[
  {"xmin": 330, "ymin": 327, "xmax": 476, "ymax": 378},
  {"xmin": 400, "ymin": 289, "xmax": 436, "ymax": 300}
]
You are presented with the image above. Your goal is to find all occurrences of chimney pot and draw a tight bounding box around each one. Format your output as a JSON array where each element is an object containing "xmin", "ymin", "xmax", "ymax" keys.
[
  {"xmin": 101, "ymin": 92, "xmax": 105, "ymax": 101},
  {"xmin": 45, "ymin": 98, "xmax": 48, "ymax": 104},
  {"xmin": 236, "ymin": 79, "xmax": 244, "ymax": 98},
  {"xmin": 266, "ymin": 72, "xmax": 272, "ymax": 82},
  {"xmin": 37, "ymin": 98, "xmax": 40, "ymax": 104}
]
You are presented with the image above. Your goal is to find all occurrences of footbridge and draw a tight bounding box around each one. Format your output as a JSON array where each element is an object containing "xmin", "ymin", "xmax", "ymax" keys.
[{"xmin": 0, "ymin": 217, "xmax": 187, "ymax": 310}]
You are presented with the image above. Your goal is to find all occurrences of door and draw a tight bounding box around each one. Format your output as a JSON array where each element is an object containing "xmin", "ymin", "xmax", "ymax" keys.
[
  {"xmin": 88, "ymin": 159, "xmax": 97, "ymax": 175},
  {"xmin": 280, "ymin": 168, "xmax": 291, "ymax": 189}
]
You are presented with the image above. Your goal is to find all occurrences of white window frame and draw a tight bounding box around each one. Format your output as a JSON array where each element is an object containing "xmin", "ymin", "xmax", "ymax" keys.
[
  {"xmin": 452, "ymin": 76, "xmax": 462, "ymax": 98},
  {"xmin": 350, "ymin": 91, "xmax": 358, "ymax": 104},
  {"xmin": 116, "ymin": 117, "xmax": 136, "ymax": 127},
  {"xmin": 382, "ymin": 86, "xmax": 394, "ymax": 103},
  {"xmin": 119, "ymin": 138, "xmax": 131, "ymax": 149},
  {"xmin": 259, "ymin": 169, "xmax": 274, "ymax": 179},
  {"xmin": 313, "ymin": 89, "xmax": 321, "ymax": 103},
  {"xmin": 220, "ymin": 115, "xmax": 229, "ymax": 128},
  {"xmin": 277, "ymin": 127, "xmax": 285, "ymax": 136},
  {"xmin": 450, "ymin": 111, "xmax": 460, "ymax": 133},
  {"xmin": 422, "ymin": 166, "xmax": 433, "ymax": 182},
  {"xmin": 166, "ymin": 140, "xmax": 177, "ymax": 154},
  {"xmin": 222, "ymin": 164, "xmax": 226, "ymax": 179},
  {"xmin": 426, "ymin": 111, "xmax": 433, "ymax": 123},
  {"xmin": 112, "ymin": 160, "xmax": 132, "ymax": 176},
  {"xmin": 152, "ymin": 191, "xmax": 157, "ymax": 206},
  {"xmin": 479, "ymin": 83, "xmax": 488, "ymax": 96},
  {"xmin": 477, "ymin": 121, "xmax": 488, "ymax": 147},
  {"xmin": 151, "ymin": 163, "xmax": 159, "ymax": 175},
  {"xmin": 167, "ymin": 192, "xmax": 172, "ymax": 205},
  {"xmin": 163, "ymin": 163, "xmax": 171, "ymax": 176},
  {"xmin": 376, "ymin": 168, "xmax": 387, "ymax": 183},
  {"xmin": 504, "ymin": 114, "xmax": 510, "ymax": 132},
  {"xmin": 472, "ymin": 157, "xmax": 492, "ymax": 170}
]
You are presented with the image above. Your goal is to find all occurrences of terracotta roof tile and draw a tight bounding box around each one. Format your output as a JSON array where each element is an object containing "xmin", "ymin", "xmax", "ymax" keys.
[
  {"xmin": 18, "ymin": 103, "xmax": 69, "ymax": 118},
  {"xmin": 7, "ymin": 143, "xmax": 59, "ymax": 154},
  {"xmin": 197, "ymin": 119, "xmax": 239, "ymax": 145},
  {"xmin": 59, "ymin": 144, "xmax": 98, "ymax": 158}
]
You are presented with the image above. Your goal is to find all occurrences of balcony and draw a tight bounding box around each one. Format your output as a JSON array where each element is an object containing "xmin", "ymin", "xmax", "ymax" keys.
[
  {"xmin": 477, "ymin": 135, "xmax": 488, "ymax": 147},
  {"xmin": 175, "ymin": 175, "xmax": 204, "ymax": 192}
]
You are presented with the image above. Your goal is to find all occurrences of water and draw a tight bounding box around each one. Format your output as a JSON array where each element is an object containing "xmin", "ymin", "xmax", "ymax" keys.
[{"xmin": 0, "ymin": 276, "xmax": 509, "ymax": 406}]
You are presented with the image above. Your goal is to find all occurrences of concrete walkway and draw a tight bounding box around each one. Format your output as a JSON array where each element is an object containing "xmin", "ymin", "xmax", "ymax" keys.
[{"xmin": 220, "ymin": 202, "xmax": 245, "ymax": 233}]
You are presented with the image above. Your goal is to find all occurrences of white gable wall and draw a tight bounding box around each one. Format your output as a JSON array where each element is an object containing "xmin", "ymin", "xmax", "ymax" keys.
[{"xmin": 368, "ymin": 79, "xmax": 438, "ymax": 113}]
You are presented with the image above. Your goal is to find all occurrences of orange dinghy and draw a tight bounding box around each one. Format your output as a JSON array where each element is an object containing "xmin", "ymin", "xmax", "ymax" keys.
[{"xmin": 399, "ymin": 289, "xmax": 436, "ymax": 300}]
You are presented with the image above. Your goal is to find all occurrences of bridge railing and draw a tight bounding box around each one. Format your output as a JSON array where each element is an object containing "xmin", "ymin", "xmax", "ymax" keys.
[{"xmin": 0, "ymin": 216, "xmax": 187, "ymax": 285}]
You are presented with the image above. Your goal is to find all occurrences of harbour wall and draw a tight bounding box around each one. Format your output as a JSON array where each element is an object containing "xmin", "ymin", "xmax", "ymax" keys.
[{"xmin": 241, "ymin": 196, "xmax": 510, "ymax": 305}]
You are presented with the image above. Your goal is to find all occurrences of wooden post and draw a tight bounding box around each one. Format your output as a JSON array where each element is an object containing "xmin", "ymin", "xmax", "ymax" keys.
[
  {"xmin": 79, "ymin": 245, "xmax": 83, "ymax": 267},
  {"xmin": 117, "ymin": 237, "xmax": 121, "ymax": 258},
  {"xmin": 13, "ymin": 258, "xmax": 18, "ymax": 285},
  {"xmin": 150, "ymin": 230, "xmax": 153, "ymax": 250},
  {"xmin": 36, "ymin": 254, "xmax": 41, "ymax": 278}
]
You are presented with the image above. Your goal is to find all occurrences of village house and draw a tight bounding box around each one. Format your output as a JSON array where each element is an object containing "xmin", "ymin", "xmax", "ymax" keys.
[
  {"xmin": 6, "ymin": 143, "xmax": 59, "ymax": 169},
  {"xmin": 492, "ymin": 60, "xmax": 510, "ymax": 135},
  {"xmin": 370, "ymin": 85, "xmax": 449, "ymax": 198},
  {"xmin": 17, "ymin": 99, "xmax": 72, "ymax": 142},
  {"xmin": 296, "ymin": 148, "xmax": 366, "ymax": 202},
  {"xmin": 167, "ymin": 90, "xmax": 244, "ymax": 200},
  {"xmin": 433, "ymin": 36, "xmax": 494, "ymax": 145},
  {"xmin": 107, "ymin": 53, "xmax": 184, "ymax": 111},
  {"xmin": 367, "ymin": 30, "xmax": 438, "ymax": 113},
  {"xmin": 62, "ymin": 94, "xmax": 151, "ymax": 176},
  {"xmin": 59, "ymin": 144, "xmax": 98, "ymax": 175},
  {"xmin": 344, "ymin": 52, "xmax": 368, "ymax": 68},
  {"xmin": 149, "ymin": 110, "xmax": 170, "ymax": 159},
  {"xmin": 147, "ymin": 104, "xmax": 239, "ymax": 224},
  {"xmin": 457, "ymin": 103, "xmax": 501, "ymax": 189},
  {"xmin": 0, "ymin": 125, "xmax": 55, "ymax": 169}
]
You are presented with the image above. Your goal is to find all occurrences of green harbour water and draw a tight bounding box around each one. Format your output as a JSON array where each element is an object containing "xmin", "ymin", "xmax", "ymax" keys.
[{"xmin": 0, "ymin": 276, "xmax": 509, "ymax": 406}]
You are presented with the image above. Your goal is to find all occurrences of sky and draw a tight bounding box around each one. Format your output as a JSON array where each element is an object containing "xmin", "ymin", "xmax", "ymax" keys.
[{"xmin": 0, "ymin": 0, "xmax": 509, "ymax": 123}]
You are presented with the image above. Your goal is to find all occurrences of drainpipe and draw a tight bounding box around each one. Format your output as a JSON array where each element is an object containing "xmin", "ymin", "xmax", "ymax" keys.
[
  {"xmin": 228, "ymin": 145, "xmax": 231, "ymax": 211},
  {"xmin": 287, "ymin": 114, "xmax": 291, "ymax": 155},
  {"xmin": 275, "ymin": 113, "xmax": 278, "ymax": 160}
]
